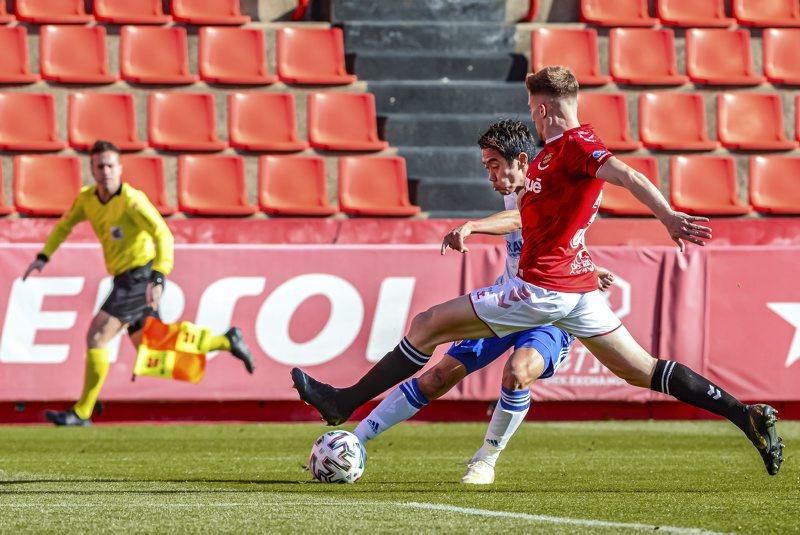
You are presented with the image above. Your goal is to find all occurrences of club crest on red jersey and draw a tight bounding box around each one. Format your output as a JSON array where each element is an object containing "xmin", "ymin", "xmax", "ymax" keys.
[{"xmin": 537, "ymin": 152, "xmax": 553, "ymax": 170}]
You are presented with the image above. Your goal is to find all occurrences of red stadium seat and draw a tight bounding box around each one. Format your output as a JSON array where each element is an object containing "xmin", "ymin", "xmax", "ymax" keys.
[
  {"xmin": 276, "ymin": 28, "xmax": 356, "ymax": 85},
  {"xmin": 797, "ymin": 95, "xmax": 800, "ymax": 142},
  {"xmin": 15, "ymin": 0, "xmax": 92, "ymax": 23},
  {"xmin": 609, "ymin": 28, "xmax": 686, "ymax": 86},
  {"xmin": 228, "ymin": 92, "xmax": 307, "ymax": 152},
  {"xmin": 600, "ymin": 156, "xmax": 660, "ymax": 216},
  {"xmin": 0, "ymin": 26, "xmax": 38, "ymax": 83},
  {"xmin": 656, "ymin": 0, "xmax": 734, "ymax": 27},
  {"xmin": 639, "ymin": 92, "xmax": 716, "ymax": 151},
  {"xmin": 749, "ymin": 156, "xmax": 800, "ymax": 214},
  {"xmin": 0, "ymin": 2, "xmax": 13, "ymax": 23},
  {"xmin": 0, "ymin": 93, "xmax": 64, "ymax": 151},
  {"xmin": 199, "ymin": 27, "xmax": 276, "ymax": 85},
  {"xmin": 120, "ymin": 155, "xmax": 175, "ymax": 216},
  {"xmin": 580, "ymin": 0, "xmax": 657, "ymax": 26},
  {"xmin": 339, "ymin": 157, "xmax": 420, "ymax": 217},
  {"xmin": 68, "ymin": 93, "xmax": 145, "ymax": 151},
  {"xmin": 763, "ymin": 29, "xmax": 800, "ymax": 85},
  {"xmin": 307, "ymin": 93, "xmax": 388, "ymax": 151},
  {"xmin": 733, "ymin": 0, "xmax": 800, "ymax": 27},
  {"xmin": 717, "ymin": 93, "xmax": 796, "ymax": 150},
  {"xmin": 0, "ymin": 164, "xmax": 14, "ymax": 216},
  {"xmin": 149, "ymin": 93, "xmax": 226, "ymax": 151},
  {"xmin": 40, "ymin": 25, "xmax": 116, "ymax": 84},
  {"xmin": 171, "ymin": 0, "xmax": 250, "ymax": 25},
  {"xmin": 685, "ymin": 29, "xmax": 763, "ymax": 86},
  {"xmin": 178, "ymin": 155, "xmax": 255, "ymax": 216},
  {"xmin": 670, "ymin": 156, "xmax": 751, "ymax": 216},
  {"xmin": 577, "ymin": 93, "xmax": 640, "ymax": 151},
  {"xmin": 258, "ymin": 156, "xmax": 337, "ymax": 216},
  {"xmin": 94, "ymin": 0, "xmax": 171, "ymax": 24},
  {"xmin": 531, "ymin": 28, "xmax": 610, "ymax": 86},
  {"xmin": 120, "ymin": 26, "xmax": 196, "ymax": 85},
  {"xmin": 13, "ymin": 155, "xmax": 83, "ymax": 216}
]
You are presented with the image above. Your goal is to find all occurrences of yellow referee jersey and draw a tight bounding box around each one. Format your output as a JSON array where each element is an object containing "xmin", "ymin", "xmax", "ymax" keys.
[{"xmin": 41, "ymin": 183, "xmax": 174, "ymax": 276}]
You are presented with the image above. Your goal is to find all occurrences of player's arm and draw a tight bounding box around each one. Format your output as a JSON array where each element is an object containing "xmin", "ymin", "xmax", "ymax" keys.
[
  {"xmin": 23, "ymin": 195, "xmax": 87, "ymax": 280},
  {"xmin": 127, "ymin": 192, "xmax": 174, "ymax": 308},
  {"xmin": 440, "ymin": 210, "xmax": 521, "ymax": 254},
  {"xmin": 596, "ymin": 156, "xmax": 712, "ymax": 251}
]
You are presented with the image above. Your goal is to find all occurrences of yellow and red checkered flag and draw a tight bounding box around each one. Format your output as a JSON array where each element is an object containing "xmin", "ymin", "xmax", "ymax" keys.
[{"xmin": 132, "ymin": 317, "xmax": 209, "ymax": 383}]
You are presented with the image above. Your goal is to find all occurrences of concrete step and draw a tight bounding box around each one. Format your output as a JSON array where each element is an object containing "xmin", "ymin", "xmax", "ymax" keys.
[
  {"xmin": 327, "ymin": 0, "xmax": 507, "ymax": 22},
  {"xmin": 370, "ymin": 81, "xmax": 528, "ymax": 114},
  {"xmin": 382, "ymin": 113, "xmax": 533, "ymax": 147},
  {"xmin": 343, "ymin": 21, "xmax": 515, "ymax": 53},
  {"xmin": 410, "ymin": 177, "xmax": 504, "ymax": 213},
  {"xmin": 399, "ymin": 147, "xmax": 485, "ymax": 178},
  {"xmin": 352, "ymin": 52, "xmax": 527, "ymax": 81}
]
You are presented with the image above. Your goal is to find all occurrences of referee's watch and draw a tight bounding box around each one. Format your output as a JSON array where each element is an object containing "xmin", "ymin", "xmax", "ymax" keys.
[{"xmin": 150, "ymin": 270, "xmax": 165, "ymax": 288}]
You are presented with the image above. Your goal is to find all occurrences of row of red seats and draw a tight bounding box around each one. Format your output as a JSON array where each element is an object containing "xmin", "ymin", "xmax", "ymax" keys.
[
  {"xmin": 582, "ymin": 92, "xmax": 798, "ymax": 152},
  {"xmin": 0, "ymin": 25, "xmax": 352, "ymax": 85},
  {"xmin": 0, "ymin": 91, "xmax": 386, "ymax": 153},
  {"xmin": 0, "ymin": 0, "xmax": 248, "ymax": 25},
  {"xmin": 604, "ymin": 155, "xmax": 800, "ymax": 216},
  {"xmin": 581, "ymin": 0, "xmax": 800, "ymax": 28},
  {"xmin": 5, "ymin": 154, "xmax": 420, "ymax": 217},
  {"xmin": 533, "ymin": 27, "xmax": 800, "ymax": 87}
]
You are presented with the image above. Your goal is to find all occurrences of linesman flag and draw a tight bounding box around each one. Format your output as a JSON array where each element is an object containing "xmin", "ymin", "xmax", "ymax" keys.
[{"xmin": 132, "ymin": 317, "xmax": 210, "ymax": 383}]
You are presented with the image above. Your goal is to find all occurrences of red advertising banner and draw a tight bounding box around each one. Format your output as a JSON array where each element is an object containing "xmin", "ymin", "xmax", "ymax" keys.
[{"xmin": 0, "ymin": 243, "xmax": 798, "ymax": 403}]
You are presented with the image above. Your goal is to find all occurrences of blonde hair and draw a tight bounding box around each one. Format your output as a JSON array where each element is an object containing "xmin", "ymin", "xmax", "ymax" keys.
[{"xmin": 525, "ymin": 66, "xmax": 579, "ymax": 98}]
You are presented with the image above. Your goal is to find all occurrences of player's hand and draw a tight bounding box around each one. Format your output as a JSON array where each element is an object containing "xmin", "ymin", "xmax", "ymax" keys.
[
  {"xmin": 596, "ymin": 267, "xmax": 615, "ymax": 292},
  {"xmin": 22, "ymin": 259, "xmax": 46, "ymax": 281},
  {"xmin": 662, "ymin": 210, "xmax": 712, "ymax": 252},
  {"xmin": 145, "ymin": 282, "xmax": 163, "ymax": 309},
  {"xmin": 441, "ymin": 222, "xmax": 472, "ymax": 255}
]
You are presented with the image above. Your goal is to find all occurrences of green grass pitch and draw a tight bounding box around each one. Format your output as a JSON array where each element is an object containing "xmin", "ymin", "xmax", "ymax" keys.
[{"xmin": 1, "ymin": 421, "xmax": 797, "ymax": 533}]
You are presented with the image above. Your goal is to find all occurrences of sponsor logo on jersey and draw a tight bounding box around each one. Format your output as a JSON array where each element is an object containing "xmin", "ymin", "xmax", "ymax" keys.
[
  {"xmin": 505, "ymin": 239, "xmax": 523, "ymax": 257},
  {"xmin": 524, "ymin": 177, "xmax": 542, "ymax": 194},
  {"xmin": 110, "ymin": 226, "xmax": 123, "ymax": 240},
  {"xmin": 536, "ymin": 152, "xmax": 553, "ymax": 170},
  {"xmin": 591, "ymin": 149, "xmax": 608, "ymax": 160},
  {"xmin": 569, "ymin": 249, "xmax": 595, "ymax": 275}
]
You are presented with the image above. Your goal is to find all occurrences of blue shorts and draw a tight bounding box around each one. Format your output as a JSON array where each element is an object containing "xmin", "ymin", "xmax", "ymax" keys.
[{"xmin": 446, "ymin": 325, "xmax": 572, "ymax": 378}]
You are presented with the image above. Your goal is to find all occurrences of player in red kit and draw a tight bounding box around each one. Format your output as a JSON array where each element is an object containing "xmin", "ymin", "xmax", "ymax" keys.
[{"xmin": 292, "ymin": 66, "xmax": 783, "ymax": 476}]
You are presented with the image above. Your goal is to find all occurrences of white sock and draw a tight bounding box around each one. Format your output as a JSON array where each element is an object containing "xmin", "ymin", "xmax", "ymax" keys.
[
  {"xmin": 472, "ymin": 387, "xmax": 530, "ymax": 467},
  {"xmin": 353, "ymin": 378, "xmax": 429, "ymax": 444}
]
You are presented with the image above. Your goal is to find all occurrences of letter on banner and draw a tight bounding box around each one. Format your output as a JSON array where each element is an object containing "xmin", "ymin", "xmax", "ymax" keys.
[
  {"xmin": 366, "ymin": 277, "xmax": 416, "ymax": 362},
  {"xmin": 195, "ymin": 277, "xmax": 266, "ymax": 359}
]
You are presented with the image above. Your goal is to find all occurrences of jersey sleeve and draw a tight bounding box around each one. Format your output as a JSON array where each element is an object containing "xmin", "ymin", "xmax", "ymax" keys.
[
  {"xmin": 568, "ymin": 131, "xmax": 613, "ymax": 178},
  {"xmin": 126, "ymin": 189, "xmax": 175, "ymax": 275},
  {"xmin": 40, "ymin": 191, "xmax": 88, "ymax": 259}
]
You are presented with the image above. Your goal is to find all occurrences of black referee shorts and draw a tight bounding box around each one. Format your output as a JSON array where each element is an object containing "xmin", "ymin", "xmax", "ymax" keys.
[{"xmin": 100, "ymin": 263, "xmax": 160, "ymax": 334}]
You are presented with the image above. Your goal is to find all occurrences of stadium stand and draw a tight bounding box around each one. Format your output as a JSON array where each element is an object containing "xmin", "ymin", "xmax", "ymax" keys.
[
  {"xmin": 0, "ymin": 93, "xmax": 64, "ymax": 151},
  {"xmin": 577, "ymin": 93, "xmax": 640, "ymax": 151},
  {"xmin": 148, "ymin": 92, "xmax": 226, "ymax": 152},
  {"xmin": 338, "ymin": 156, "xmax": 420, "ymax": 216},
  {"xmin": 732, "ymin": 0, "xmax": 800, "ymax": 27},
  {"xmin": 15, "ymin": 0, "xmax": 92, "ymax": 24},
  {"xmin": 199, "ymin": 27, "xmax": 276, "ymax": 85},
  {"xmin": 749, "ymin": 156, "xmax": 800, "ymax": 215},
  {"xmin": 120, "ymin": 155, "xmax": 175, "ymax": 216},
  {"xmin": 600, "ymin": 156, "xmax": 660, "ymax": 216},
  {"xmin": 258, "ymin": 156, "xmax": 338, "ymax": 216},
  {"xmin": 639, "ymin": 92, "xmax": 717, "ymax": 151},
  {"xmin": 13, "ymin": 155, "xmax": 82, "ymax": 216},
  {"xmin": 68, "ymin": 93, "xmax": 146, "ymax": 151},
  {"xmin": 307, "ymin": 92, "xmax": 388, "ymax": 151},
  {"xmin": 656, "ymin": 0, "xmax": 734, "ymax": 27},
  {"xmin": 276, "ymin": 28, "xmax": 356, "ymax": 85},
  {"xmin": 39, "ymin": 25, "xmax": 116, "ymax": 84},
  {"xmin": 0, "ymin": 2, "xmax": 12, "ymax": 23},
  {"xmin": 717, "ymin": 93, "xmax": 797, "ymax": 150},
  {"xmin": 579, "ymin": 0, "xmax": 657, "ymax": 26},
  {"xmin": 763, "ymin": 28, "xmax": 800, "ymax": 85},
  {"xmin": 0, "ymin": 164, "xmax": 13, "ymax": 215},
  {"xmin": 670, "ymin": 156, "xmax": 752, "ymax": 215},
  {"xmin": 94, "ymin": 0, "xmax": 172, "ymax": 24},
  {"xmin": 0, "ymin": 26, "xmax": 38, "ymax": 83},
  {"xmin": 531, "ymin": 28, "xmax": 610, "ymax": 86},
  {"xmin": 171, "ymin": 0, "xmax": 250, "ymax": 25},
  {"xmin": 177, "ymin": 155, "xmax": 255, "ymax": 216},
  {"xmin": 228, "ymin": 92, "xmax": 308, "ymax": 152},
  {"xmin": 685, "ymin": 28, "xmax": 763, "ymax": 85},
  {"xmin": 120, "ymin": 26, "xmax": 197, "ymax": 85},
  {"xmin": 609, "ymin": 28, "xmax": 686, "ymax": 86}
]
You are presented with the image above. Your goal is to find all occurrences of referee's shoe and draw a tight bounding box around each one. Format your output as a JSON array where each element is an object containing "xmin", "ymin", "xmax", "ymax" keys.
[
  {"xmin": 225, "ymin": 327, "xmax": 255, "ymax": 374},
  {"xmin": 45, "ymin": 409, "xmax": 91, "ymax": 427}
]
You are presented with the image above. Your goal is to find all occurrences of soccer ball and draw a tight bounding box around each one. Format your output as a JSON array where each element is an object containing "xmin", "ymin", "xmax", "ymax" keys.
[{"xmin": 307, "ymin": 430, "xmax": 366, "ymax": 484}]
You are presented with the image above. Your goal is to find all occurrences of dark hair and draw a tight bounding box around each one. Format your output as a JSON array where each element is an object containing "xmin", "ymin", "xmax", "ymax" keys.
[
  {"xmin": 478, "ymin": 119, "xmax": 536, "ymax": 163},
  {"xmin": 89, "ymin": 140, "xmax": 120, "ymax": 156},
  {"xmin": 525, "ymin": 66, "xmax": 579, "ymax": 98}
]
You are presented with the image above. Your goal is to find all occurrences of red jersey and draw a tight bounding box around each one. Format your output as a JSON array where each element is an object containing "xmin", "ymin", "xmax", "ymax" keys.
[{"xmin": 517, "ymin": 125, "xmax": 612, "ymax": 293}]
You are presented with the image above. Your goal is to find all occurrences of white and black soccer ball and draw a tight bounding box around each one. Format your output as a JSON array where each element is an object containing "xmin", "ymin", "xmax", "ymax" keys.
[{"xmin": 307, "ymin": 430, "xmax": 366, "ymax": 484}]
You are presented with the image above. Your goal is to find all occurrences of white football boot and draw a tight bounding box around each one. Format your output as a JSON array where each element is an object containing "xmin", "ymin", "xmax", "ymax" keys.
[{"xmin": 461, "ymin": 459, "xmax": 495, "ymax": 484}]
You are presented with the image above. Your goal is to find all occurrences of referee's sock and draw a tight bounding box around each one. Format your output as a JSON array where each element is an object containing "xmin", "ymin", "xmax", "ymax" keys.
[
  {"xmin": 650, "ymin": 359, "xmax": 748, "ymax": 432},
  {"xmin": 73, "ymin": 348, "xmax": 110, "ymax": 420}
]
